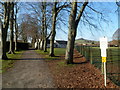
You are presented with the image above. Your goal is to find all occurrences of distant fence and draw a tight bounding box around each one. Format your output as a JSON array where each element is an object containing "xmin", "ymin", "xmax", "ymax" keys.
[{"xmin": 75, "ymin": 45, "xmax": 120, "ymax": 86}]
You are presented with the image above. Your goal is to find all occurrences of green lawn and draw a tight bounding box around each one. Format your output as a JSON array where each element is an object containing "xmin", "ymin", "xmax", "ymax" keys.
[
  {"xmin": 1, "ymin": 51, "xmax": 23, "ymax": 73},
  {"xmin": 35, "ymin": 48, "xmax": 76, "ymax": 67},
  {"xmin": 76, "ymin": 46, "xmax": 120, "ymax": 62},
  {"xmin": 36, "ymin": 48, "xmax": 66, "ymax": 60},
  {"xmin": 75, "ymin": 46, "xmax": 120, "ymax": 86}
]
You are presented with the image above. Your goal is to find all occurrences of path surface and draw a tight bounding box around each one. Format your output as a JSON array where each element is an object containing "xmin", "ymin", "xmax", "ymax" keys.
[{"xmin": 2, "ymin": 50, "xmax": 55, "ymax": 88}]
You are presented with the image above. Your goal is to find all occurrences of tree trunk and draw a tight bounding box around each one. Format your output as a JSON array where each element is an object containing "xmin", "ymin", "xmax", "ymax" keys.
[
  {"xmin": 8, "ymin": 2, "xmax": 14, "ymax": 54},
  {"xmin": 14, "ymin": 25, "xmax": 18, "ymax": 51},
  {"xmin": 1, "ymin": 2, "xmax": 11, "ymax": 59},
  {"xmin": 43, "ymin": 2, "xmax": 47, "ymax": 52},
  {"xmin": 49, "ymin": 2, "xmax": 57, "ymax": 57},
  {"xmin": 38, "ymin": 39, "xmax": 41, "ymax": 50},
  {"xmin": 65, "ymin": 2, "xmax": 88, "ymax": 64},
  {"xmin": 41, "ymin": 39, "xmax": 44, "ymax": 50},
  {"xmin": 0, "ymin": 20, "xmax": 2, "ymax": 59},
  {"xmin": 65, "ymin": 2, "xmax": 77, "ymax": 64},
  {"xmin": 1, "ymin": 28, "xmax": 8, "ymax": 59},
  {"xmin": 37, "ymin": 39, "xmax": 40, "ymax": 50},
  {"xmin": 15, "ymin": 3, "xmax": 18, "ymax": 51},
  {"xmin": 44, "ymin": 38, "xmax": 47, "ymax": 52},
  {"xmin": 40, "ymin": 2, "xmax": 45, "ymax": 50}
]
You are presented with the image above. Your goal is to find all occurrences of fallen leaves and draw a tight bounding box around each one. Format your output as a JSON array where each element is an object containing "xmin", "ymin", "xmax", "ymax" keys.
[{"xmin": 46, "ymin": 50, "xmax": 119, "ymax": 88}]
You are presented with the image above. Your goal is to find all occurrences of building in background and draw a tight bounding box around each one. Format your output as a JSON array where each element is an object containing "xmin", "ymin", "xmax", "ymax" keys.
[
  {"xmin": 35, "ymin": 39, "xmax": 67, "ymax": 49},
  {"xmin": 54, "ymin": 40, "xmax": 67, "ymax": 48}
]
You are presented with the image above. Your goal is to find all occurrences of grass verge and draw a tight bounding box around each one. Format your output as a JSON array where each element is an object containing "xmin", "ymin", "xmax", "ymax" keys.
[
  {"xmin": 35, "ymin": 48, "xmax": 66, "ymax": 61},
  {"xmin": 36, "ymin": 48, "xmax": 75, "ymax": 68},
  {"xmin": 1, "ymin": 51, "xmax": 24, "ymax": 73}
]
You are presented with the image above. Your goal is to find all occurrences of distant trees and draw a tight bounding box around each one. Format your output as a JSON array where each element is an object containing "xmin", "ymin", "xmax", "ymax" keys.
[
  {"xmin": 26, "ymin": 2, "xmax": 53, "ymax": 50},
  {"xmin": 19, "ymin": 14, "xmax": 39, "ymax": 44}
]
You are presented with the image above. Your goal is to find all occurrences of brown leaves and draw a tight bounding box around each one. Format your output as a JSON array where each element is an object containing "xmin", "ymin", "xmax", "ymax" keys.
[{"xmin": 46, "ymin": 50, "xmax": 119, "ymax": 88}]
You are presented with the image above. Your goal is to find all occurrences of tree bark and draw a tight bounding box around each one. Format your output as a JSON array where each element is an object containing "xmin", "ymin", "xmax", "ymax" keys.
[
  {"xmin": 49, "ymin": 2, "xmax": 57, "ymax": 57},
  {"xmin": 41, "ymin": 2, "xmax": 47, "ymax": 52},
  {"xmin": 1, "ymin": 2, "xmax": 11, "ymax": 59},
  {"xmin": 43, "ymin": 2, "xmax": 47, "ymax": 52},
  {"xmin": 40, "ymin": 2, "xmax": 45, "ymax": 50},
  {"xmin": 44, "ymin": 38, "xmax": 47, "ymax": 52},
  {"xmin": 14, "ymin": 23, "xmax": 18, "ymax": 51},
  {"xmin": 41, "ymin": 39, "xmax": 44, "ymax": 50},
  {"xmin": 38, "ymin": 39, "xmax": 41, "ymax": 50},
  {"xmin": 65, "ymin": 2, "xmax": 88, "ymax": 64},
  {"xmin": 0, "ymin": 19, "xmax": 2, "ymax": 59},
  {"xmin": 15, "ymin": 3, "xmax": 18, "ymax": 51},
  {"xmin": 8, "ymin": 2, "xmax": 15, "ymax": 54},
  {"xmin": 65, "ymin": 2, "xmax": 77, "ymax": 64},
  {"xmin": 1, "ymin": 27, "xmax": 8, "ymax": 59}
]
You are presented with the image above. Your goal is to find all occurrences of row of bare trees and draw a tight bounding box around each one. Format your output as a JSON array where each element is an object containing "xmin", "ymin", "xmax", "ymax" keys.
[
  {"xmin": 27, "ymin": 1, "xmax": 89, "ymax": 64},
  {"xmin": 0, "ymin": 1, "xmax": 20, "ymax": 59},
  {"xmin": 0, "ymin": 1, "xmax": 110, "ymax": 64},
  {"xmin": 0, "ymin": 2, "xmax": 14, "ymax": 59}
]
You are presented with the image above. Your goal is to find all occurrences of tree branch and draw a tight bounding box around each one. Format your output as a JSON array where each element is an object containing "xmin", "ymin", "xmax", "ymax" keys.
[
  {"xmin": 87, "ymin": 5, "xmax": 102, "ymax": 14},
  {"xmin": 46, "ymin": 31, "xmax": 52, "ymax": 39},
  {"xmin": 56, "ymin": 3, "xmax": 70, "ymax": 14},
  {"xmin": 76, "ymin": 1, "xmax": 88, "ymax": 26}
]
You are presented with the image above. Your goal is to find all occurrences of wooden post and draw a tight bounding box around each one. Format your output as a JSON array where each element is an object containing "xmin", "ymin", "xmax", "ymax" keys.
[
  {"xmin": 81, "ymin": 45, "xmax": 83, "ymax": 55},
  {"xmin": 89, "ymin": 46, "xmax": 90, "ymax": 61},
  {"xmin": 90, "ymin": 47, "xmax": 93, "ymax": 64}
]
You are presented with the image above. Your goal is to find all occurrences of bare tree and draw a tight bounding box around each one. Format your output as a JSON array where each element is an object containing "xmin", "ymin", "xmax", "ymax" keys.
[
  {"xmin": 49, "ymin": 2, "xmax": 70, "ymax": 57},
  {"xmin": 65, "ymin": 1, "xmax": 88, "ymax": 64},
  {"xmin": 43, "ymin": 2, "xmax": 47, "ymax": 52},
  {"xmin": 19, "ymin": 14, "xmax": 39, "ymax": 45},
  {"xmin": 26, "ymin": 2, "xmax": 53, "ymax": 50},
  {"xmin": 14, "ymin": 2, "xmax": 18, "ymax": 51},
  {"xmin": 8, "ymin": 2, "xmax": 15, "ymax": 54},
  {"xmin": 1, "ymin": 2, "xmax": 11, "ymax": 59}
]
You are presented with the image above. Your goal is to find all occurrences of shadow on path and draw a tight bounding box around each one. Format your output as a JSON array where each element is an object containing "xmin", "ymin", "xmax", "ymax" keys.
[
  {"xmin": 10, "ymin": 58, "xmax": 61, "ymax": 61},
  {"xmin": 2, "ymin": 50, "xmax": 56, "ymax": 88}
]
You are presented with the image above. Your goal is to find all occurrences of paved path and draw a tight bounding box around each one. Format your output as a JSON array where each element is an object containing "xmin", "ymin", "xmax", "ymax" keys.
[{"xmin": 2, "ymin": 50, "xmax": 55, "ymax": 88}]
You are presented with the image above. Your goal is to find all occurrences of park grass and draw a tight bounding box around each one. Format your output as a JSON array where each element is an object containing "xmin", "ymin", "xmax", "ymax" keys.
[
  {"xmin": 75, "ymin": 46, "xmax": 120, "ymax": 86},
  {"xmin": 35, "ymin": 48, "xmax": 76, "ymax": 68},
  {"xmin": 1, "ymin": 51, "xmax": 23, "ymax": 73},
  {"xmin": 82, "ymin": 47, "xmax": 120, "ymax": 61},
  {"xmin": 35, "ymin": 48, "xmax": 66, "ymax": 60}
]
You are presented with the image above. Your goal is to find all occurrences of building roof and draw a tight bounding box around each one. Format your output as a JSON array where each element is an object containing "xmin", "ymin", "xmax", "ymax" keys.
[{"xmin": 55, "ymin": 40, "xmax": 67, "ymax": 44}]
